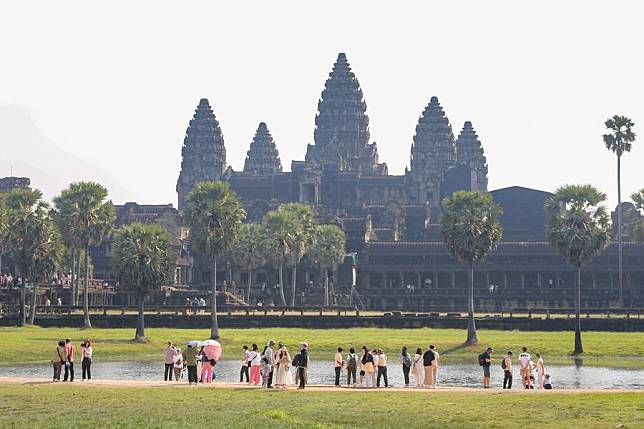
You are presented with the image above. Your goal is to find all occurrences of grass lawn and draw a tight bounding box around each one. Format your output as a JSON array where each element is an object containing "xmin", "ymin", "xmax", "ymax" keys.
[
  {"xmin": 0, "ymin": 384, "xmax": 641, "ymax": 429},
  {"xmin": 1, "ymin": 326, "xmax": 643, "ymax": 368}
]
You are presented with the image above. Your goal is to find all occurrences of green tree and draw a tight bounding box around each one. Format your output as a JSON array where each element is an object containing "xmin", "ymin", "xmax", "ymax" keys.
[
  {"xmin": 183, "ymin": 181, "xmax": 246, "ymax": 339},
  {"xmin": 545, "ymin": 185, "xmax": 611, "ymax": 354},
  {"xmin": 631, "ymin": 189, "xmax": 644, "ymax": 242},
  {"xmin": 262, "ymin": 210, "xmax": 296, "ymax": 306},
  {"xmin": 603, "ymin": 115, "xmax": 636, "ymax": 302},
  {"xmin": 52, "ymin": 193, "xmax": 83, "ymax": 305},
  {"xmin": 308, "ymin": 224, "xmax": 346, "ymax": 306},
  {"xmin": 0, "ymin": 194, "xmax": 8, "ymax": 276},
  {"xmin": 278, "ymin": 203, "xmax": 317, "ymax": 306},
  {"xmin": 231, "ymin": 223, "xmax": 267, "ymax": 304},
  {"xmin": 441, "ymin": 191, "xmax": 503, "ymax": 345},
  {"xmin": 112, "ymin": 223, "xmax": 174, "ymax": 342},
  {"xmin": 53, "ymin": 182, "xmax": 115, "ymax": 328}
]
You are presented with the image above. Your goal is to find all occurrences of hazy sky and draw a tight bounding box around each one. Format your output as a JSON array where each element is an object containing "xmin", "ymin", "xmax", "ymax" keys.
[{"xmin": 1, "ymin": 1, "xmax": 642, "ymax": 209}]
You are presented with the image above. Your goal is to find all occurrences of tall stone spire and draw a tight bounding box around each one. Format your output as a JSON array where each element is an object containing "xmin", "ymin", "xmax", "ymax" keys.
[
  {"xmin": 456, "ymin": 121, "xmax": 488, "ymax": 191},
  {"xmin": 306, "ymin": 53, "xmax": 385, "ymax": 174},
  {"xmin": 410, "ymin": 96, "xmax": 457, "ymax": 177},
  {"xmin": 243, "ymin": 122, "xmax": 282, "ymax": 175},
  {"xmin": 176, "ymin": 98, "xmax": 227, "ymax": 210}
]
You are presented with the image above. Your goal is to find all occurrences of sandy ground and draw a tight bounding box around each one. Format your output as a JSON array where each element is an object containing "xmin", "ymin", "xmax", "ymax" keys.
[{"xmin": 0, "ymin": 377, "xmax": 640, "ymax": 394}]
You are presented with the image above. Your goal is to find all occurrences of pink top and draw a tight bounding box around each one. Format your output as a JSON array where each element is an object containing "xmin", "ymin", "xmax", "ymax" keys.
[
  {"xmin": 82, "ymin": 345, "xmax": 92, "ymax": 359},
  {"xmin": 65, "ymin": 343, "xmax": 75, "ymax": 362}
]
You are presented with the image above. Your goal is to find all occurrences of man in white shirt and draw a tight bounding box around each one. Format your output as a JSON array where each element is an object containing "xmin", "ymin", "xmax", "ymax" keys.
[
  {"xmin": 334, "ymin": 347, "xmax": 344, "ymax": 386},
  {"xmin": 264, "ymin": 340, "xmax": 275, "ymax": 388},
  {"xmin": 376, "ymin": 349, "xmax": 388, "ymax": 388},
  {"xmin": 519, "ymin": 347, "xmax": 531, "ymax": 388}
]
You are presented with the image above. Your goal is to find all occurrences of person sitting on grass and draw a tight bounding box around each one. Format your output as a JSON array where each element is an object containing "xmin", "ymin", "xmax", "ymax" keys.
[{"xmin": 543, "ymin": 374, "xmax": 553, "ymax": 390}]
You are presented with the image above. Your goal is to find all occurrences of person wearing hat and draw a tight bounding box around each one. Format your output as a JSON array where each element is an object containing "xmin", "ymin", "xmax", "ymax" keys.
[
  {"xmin": 480, "ymin": 347, "xmax": 494, "ymax": 388},
  {"xmin": 182, "ymin": 343, "xmax": 199, "ymax": 384}
]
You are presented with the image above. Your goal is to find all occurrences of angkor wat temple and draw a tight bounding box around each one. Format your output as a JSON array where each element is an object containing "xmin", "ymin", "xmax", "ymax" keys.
[{"xmin": 174, "ymin": 53, "xmax": 644, "ymax": 311}]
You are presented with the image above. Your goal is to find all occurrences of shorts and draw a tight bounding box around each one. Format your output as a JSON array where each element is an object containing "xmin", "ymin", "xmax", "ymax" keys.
[{"xmin": 483, "ymin": 366, "xmax": 491, "ymax": 377}]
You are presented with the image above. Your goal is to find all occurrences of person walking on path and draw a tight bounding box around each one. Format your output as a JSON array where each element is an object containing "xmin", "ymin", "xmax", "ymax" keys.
[
  {"xmin": 80, "ymin": 340, "xmax": 92, "ymax": 381},
  {"xmin": 263, "ymin": 340, "xmax": 276, "ymax": 388},
  {"xmin": 173, "ymin": 348, "xmax": 183, "ymax": 381},
  {"xmin": 412, "ymin": 347, "xmax": 424, "ymax": 387},
  {"xmin": 182, "ymin": 343, "xmax": 199, "ymax": 385},
  {"xmin": 52, "ymin": 340, "xmax": 66, "ymax": 382},
  {"xmin": 376, "ymin": 349, "xmax": 389, "ymax": 388},
  {"xmin": 248, "ymin": 343, "xmax": 262, "ymax": 386},
  {"xmin": 346, "ymin": 347, "xmax": 357, "ymax": 387},
  {"xmin": 240, "ymin": 345, "xmax": 251, "ymax": 383},
  {"xmin": 296, "ymin": 342, "xmax": 309, "ymax": 390},
  {"xmin": 502, "ymin": 351, "xmax": 513, "ymax": 389},
  {"xmin": 429, "ymin": 345, "xmax": 439, "ymax": 388},
  {"xmin": 63, "ymin": 338, "xmax": 75, "ymax": 382},
  {"xmin": 163, "ymin": 342, "xmax": 175, "ymax": 381},
  {"xmin": 361, "ymin": 346, "xmax": 375, "ymax": 388},
  {"xmin": 519, "ymin": 347, "xmax": 531, "ymax": 389},
  {"xmin": 334, "ymin": 347, "xmax": 344, "ymax": 386},
  {"xmin": 400, "ymin": 346, "xmax": 412, "ymax": 387},
  {"xmin": 479, "ymin": 347, "xmax": 494, "ymax": 388},
  {"xmin": 536, "ymin": 353, "xmax": 545, "ymax": 389},
  {"xmin": 423, "ymin": 346, "xmax": 436, "ymax": 388}
]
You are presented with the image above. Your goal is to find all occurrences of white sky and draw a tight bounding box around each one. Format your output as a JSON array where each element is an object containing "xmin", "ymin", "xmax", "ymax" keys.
[{"xmin": 1, "ymin": 1, "xmax": 642, "ymax": 209}]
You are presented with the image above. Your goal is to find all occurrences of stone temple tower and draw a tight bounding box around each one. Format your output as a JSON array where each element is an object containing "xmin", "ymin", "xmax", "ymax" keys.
[
  {"xmin": 243, "ymin": 122, "xmax": 282, "ymax": 175},
  {"xmin": 176, "ymin": 98, "xmax": 227, "ymax": 210},
  {"xmin": 305, "ymin": 52, "xmax": 386, "ymax": 174},
  {"xmin": 456, "ymin": 121, "xmax": 488, "ymax": 191}
]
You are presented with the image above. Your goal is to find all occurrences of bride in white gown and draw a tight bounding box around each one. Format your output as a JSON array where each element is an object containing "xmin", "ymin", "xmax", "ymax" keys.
[{"xmin": 274, "ymin": 347, "xmax": 293, "ymax": 388}]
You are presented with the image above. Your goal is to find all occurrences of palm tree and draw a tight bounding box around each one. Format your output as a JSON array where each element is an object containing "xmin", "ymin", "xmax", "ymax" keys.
[
  {"xmin": 0, "ymin": 194, "xmax": 8, "ymax": 276},
  {"xmin": 603, "ymin": 115, "xmax": 636, "ymax": 302},
  {"xmin": 278, "ymin": 203, "xmax": 317, "ymax": 306},
  {"xmin": 308, "ymin": 224, "xmax": 346, "ymax": 306},
  {"xmin": 262, "ymin": 210, "xmax": 296, "ymax": 306},
  {"xmin": 545, "ymin": 185, "xmax": 611, "ymax": 354},
  {"xmin": 112, "ymin": 223, "xmax": 174, "ymax": 342},
  {"xmin": 231, "ymin": 223, "xmax": 267, "ymax": 304},
  {"xmin": 441, "ymin": 191, "xmax": 503, "ymax": 345},
  {"xmin": 53, "ymin": 182, "xmax": 114, "ymax": 328},
  {"xmin": 52, "ymin": 194, "xmax": 83, "ymax": 305},
  {"xmin": 183, "ymin": 181, "xmax": 246, "ymax": 340},
  {"xmin": 631, "ymin": 189, "xmax": 644, "ymax": 242}
]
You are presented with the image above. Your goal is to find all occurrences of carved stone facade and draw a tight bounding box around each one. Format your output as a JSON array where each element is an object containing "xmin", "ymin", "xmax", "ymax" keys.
[
  {"xmin": 243, "ymin": 122, "xmax": 282, "ymax": 175},
  {"xmin": 456, "ymin": 121, "xmax": 488, "ymax": 191}
]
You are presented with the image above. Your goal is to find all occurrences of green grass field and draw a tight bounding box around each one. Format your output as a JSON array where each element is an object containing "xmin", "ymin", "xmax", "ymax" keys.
[
  {"xmin": 0, "ymin": 384, "xmax": 641, "ymax": 429},
  {"xmin": 1, "ymin": 326, "xmax": 643, "ymax": 368}
]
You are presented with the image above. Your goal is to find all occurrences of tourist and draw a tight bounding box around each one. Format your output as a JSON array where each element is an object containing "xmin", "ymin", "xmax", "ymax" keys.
[
  {"xmin": 360, "ymin": 346, "xmax": 375, "ymax": 388},
  {"xmin": 56, "ymin": 297, "xmax": 62, "ymax": 306},
  {"xmin": 346, "ymin": 347, "xmax": 357, "ymax": 386},
  {"xmin": 535, "ymin": 353, "xmax": 545, "ymax": 389},
  {"xmin": 479, "ymin": 347, "xmax": 493, "ymax": 388},
  {"xmin": 52, "ymin": 340, "xmax": 66, "ymax": 382},
  {"xmin": 163, "ymin": 342, "xmax": 175, "ymax": 381},
  {"xmin": 543, "ymin": 373, "xmax": 553, "ymax": 389},
  {"xmin": 423, "ymin": 345, "xmax": 436, "ymax": 388},
  {"xmin": 81, "ymin": 340, "xmax": 92, "ymax": 380},
  {"xmin": 173, "ymin": 348, "xmax": 183, "ymax": 381},
  {"xmin": 240, "ymin": 345, "xmax": 251, "ymax": 382},
  {"xmin": 182, "ymin": 343, "xmax": 198, "ymax": 385},
  {"xmin": 519, "ymin": 347, "xmax": 531, "ymax": 389},
  {"xmin": 274, "ymin": 346, "xmax": 293, "ymax": 388},
  {"xmin": 246, "ymin": 343, "xmax": 261, "ymax": 386},
  {"xmin": 502, "ymin": 351, "xmax": 513, "ymax": 389},
  {"xmin": 371, "ymin": 349, "xmax": 379, "ymax": 387},
  {"xmin": 296, "ymin": 342, "xmax": 309, "ymax": 390},
  {"xmin": 334, "ymin": 347, "xmax": 344, "ymax": 386},
  {"xmin": 263, "ymin": 340, "xmax": 276, "ymax": 388},
  {"xmin": 399, "ymin": 346, "xmax": 412, "ymax": 387},
  {"xmin": 63, "ymin": 338, "xmax": 75, "ymax": 382},
  {"xmin": 430, "ymin": 345, "xmax": 439, "ymax": 388},
  {"xmin": 412, "ymin": 347, "xmax": 424, "ymax": 387},
  {"xmin": 199, "ymin": 347, "xmax": 214, "ymax": 384},
  {"xmin": 376, "ymin": 349, "xmax": 389, "ymax": 388}
]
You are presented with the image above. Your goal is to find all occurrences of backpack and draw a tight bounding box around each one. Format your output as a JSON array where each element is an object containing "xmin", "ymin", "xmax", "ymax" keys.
[
  {"xmin": 292, "ymin": 353, "xmax": 302, "ymax": 367},
  {"xmin": 478, "ymin": 353, "xmax": 486, "ymax": 366},
  {"xmin": 402, "ymin": 354, "xmax": 412, "ymax": 368},
  {"xmin": 501, "ymin": 356, "xmax": 507, "ymax": 370},
  {"xmin": 347, "ymin": 354, "xmax": 357, "ymax": 370}
]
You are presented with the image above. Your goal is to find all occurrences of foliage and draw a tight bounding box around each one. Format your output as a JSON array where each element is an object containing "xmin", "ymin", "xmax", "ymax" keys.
[
  {"xmin": 277, "ymin": 203, "xmax": 317, "ymax": 267},
  {"xmin": 307, "ymin": 224, "xmax": 346, "ymax": 271},
  {"xmin": 231, "ymin": 223, "xmax": 267, "ymax": 274},
  {"xmin": 602, "ymin": 115, "xmax": 636, "ymax": 156},
  {"xmin": 630, "ymin": 189, "xmax": 644, "ymax": 242},
  {"xmin": 545, "ymin": 185, "xmax": 611, "ymax": 268}
]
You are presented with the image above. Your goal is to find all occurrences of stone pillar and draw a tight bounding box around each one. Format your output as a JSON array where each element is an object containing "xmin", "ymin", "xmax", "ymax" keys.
[
  {"xmin": 485, "ymin": 272, "xmax": 490, "ymax": 287},
  {"xmin": 536, "ymin": 272, "xmax": 542, "ymax": 289},
  {"xmin": 592, "ymin": 272, "xmax": 597, "ymax": 289},
  {"xmin": 384, "ymin": 272, "xmax": 388, "ymax": 289},
  {"xmin": 520, "ymin": 273, "xmax": 526, "ymax": 289},
  {"xmin": 451, "ymin": 271, "xmax": 456, "ymax": 289},
  {"xmin": 399, "ymin": 272, "xmax": 404, "ymax": 288},
  {"xmin": 434, "ymin": 271, "xmax": 438, "ymax": 289},
  {"xmin": 365, "ymin": 272, "xmax": 370, "ymax": 289},
  {"xmin": 556, "ymin": 272, "xmax": 561, "ymax": 289},
  {"xmin": 503, "ymin": 272, "xmax": 508, "ymax": 289},
  {"xmin": 417, "ymin": 272, "xmax": 421, "ymax": 288}
]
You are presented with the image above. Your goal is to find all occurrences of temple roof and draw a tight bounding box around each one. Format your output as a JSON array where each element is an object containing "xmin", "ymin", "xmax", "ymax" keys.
[
  {"xmin": 456, "ymin": 121, "xmax": 488, "ymax": 191},
  {"xmin": 243, "ymin": 122, "xmax": 282, "ymax": 175},
  {"xmin": 410, "ymin": 96, "xmax": 457, "ymax": 176}
]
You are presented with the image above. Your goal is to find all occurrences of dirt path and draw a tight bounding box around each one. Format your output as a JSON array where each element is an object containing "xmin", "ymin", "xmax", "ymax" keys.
[{"xmin": 0, "ymin": 377, "xmax": 640, "ymax": 394}]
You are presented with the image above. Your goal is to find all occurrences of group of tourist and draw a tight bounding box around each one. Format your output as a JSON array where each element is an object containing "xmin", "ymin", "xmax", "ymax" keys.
[
  {"xmin": 239, "ymin": 340, "xmax": 310, "ymax": 389},
  {"xmin": 51, "ymin": 338, "xmax": 92, "ymax": 382},
  {"xmin": 480, "ymin": 346, "xmax": 552, "ymax": 389},
  {"xmin": 0, "ymin": 272, "xmax": 20, "ymax": 289}
]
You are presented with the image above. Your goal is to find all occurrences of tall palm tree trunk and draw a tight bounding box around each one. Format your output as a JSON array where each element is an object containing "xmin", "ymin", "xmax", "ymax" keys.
[
  {"xmin": 322, "ymin": 265, "xmax": 329, "ymax": 307},
  {"xmin": 278, "ymin": 263, "xmax": 286, "ymax": 306},
  {"xmin": 75, "ymin": 252, "xmax": 81, "ymax": 306},
  {"xmin": 19, "ymin": 274, "xmax": 26, "ymax": 327},
  {"xmin": 617, "ymin": 154, "xmax": 623, "ymax": 303},
  {"xmin": 574, "ymin": 267, "xmax": 584, "ymax": 354},
  {"xmin": 83, "ymin": 245, "xmax": 91, "ymax": 328},
  {"xmin": 70, "ymin": 249, "xmax": 76, "ymax": 306},
  {"xmin": 246, "ymin": 267, "xmax": 253, "ymax": 305},
  {"xmin": 210, "ymin": 259, "xmax": 219, "ymax": 340},
  {"xmin": 290, "ymin": 266, "xmax": 297, "ymax": 307},
  {"xmin": 28, "ymin": 283, "xmax": 38, "ymax": 324},
  {"xmin": 135, "ymin": 293, "xmax": 146, "ymax": 341},
  {"xmin": 466, "ymin": 262, "xmax": 478, "ymax": 345}
]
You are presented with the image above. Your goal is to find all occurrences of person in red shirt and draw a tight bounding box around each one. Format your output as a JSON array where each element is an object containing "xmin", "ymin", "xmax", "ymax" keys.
[{"xmin": 63, "ymin": 338, "xmax": 75, "ymax": 382}]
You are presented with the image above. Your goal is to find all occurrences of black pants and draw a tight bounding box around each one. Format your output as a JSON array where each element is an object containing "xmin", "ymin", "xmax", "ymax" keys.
[
  {"xmin": 240, "ymin": 365, "xmax": 249, "ymax": 382},
  {"xmin": 298, "ymin": 367, "xmax": 306, "ymax": 388},
  {"xmin": 82, "ymin": 358, "xmax": 92, "ymax": 380},
  {"xmin": 334, "ymin": 367, "xmax": 341, "ymax": 386},
  {"xmin": 187, "ymin": 366, "xmax": 198, "ymax": 383},
  {"xmin": 377, "ymin": 366, "xmax": 388, "ymax": 387},
  {"xmin": 267, "ymin": 369, "xmax": 274, "ymax": 387},
  {"xmin": 164, "ymin": 363, "xmax": 173, "ymax": 381},
  {"xmin": 347, "ymin": 368, "xmax": 356, "ymax": 385},
  {"xmin": 402, "ymin": 365, "xmax": 410, "ymax": 386},
  {"xmin": 64, "ymin": 362, "xmax": 74, "ymax": 381},
  {"xmin": 503, "ymin": 370, "xmax": 513, "ymax": 389}
]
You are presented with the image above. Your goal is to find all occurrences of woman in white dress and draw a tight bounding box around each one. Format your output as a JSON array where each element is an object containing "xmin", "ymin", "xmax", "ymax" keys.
[
  {"xmin": 412, "ymin": 347, "xmax": 425, "ymax": 387},
  {"xmin": 274, "ymin": 347, "xmax": 293, "ymax": 388}
]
